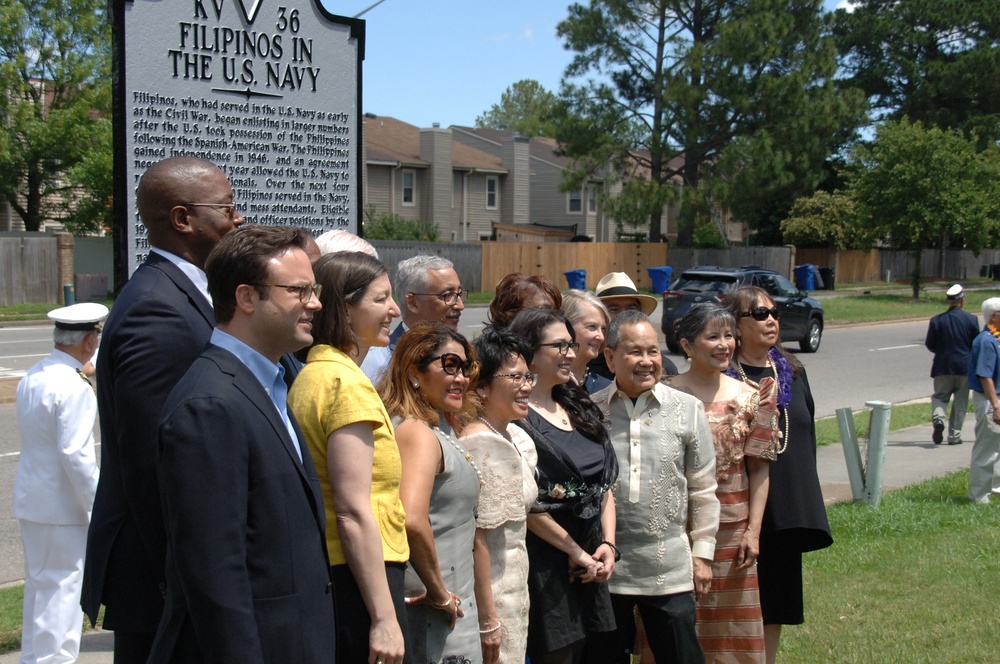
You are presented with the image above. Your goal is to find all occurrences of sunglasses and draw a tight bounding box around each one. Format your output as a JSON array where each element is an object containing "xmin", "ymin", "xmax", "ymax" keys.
[
  {"xmin": 740, "ymin": 306, "xmax": 780, "ymax": 321},
  {"xmin": 537, "ymin": 341, "xmax": 580, "ymax": 355},
  {"xmin": 425, "ymin": 352, "xmax": 474, "ymax": 377}
]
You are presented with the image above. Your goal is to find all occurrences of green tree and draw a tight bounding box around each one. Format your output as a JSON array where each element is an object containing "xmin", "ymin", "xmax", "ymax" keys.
[
  {"xmin": 552, "ymin": 0, "xmax": 864, "ymax": 245},
  {"xmin": 780, "ymin": 190, "xmax": 858, "ymax": 248},
  {"xmin": 849, "ymin": 118, "xmax": 1000, "ymax": 298},
  {"xmin": 832, "ymin": 0, "xmax": 1000, "ymax": 147},
  {"xmin": 475, "ymin": 79, "xmax": 559, "ymax": 137},
  {"xmin": 61, "ymin": 118, "xmax": 113, "ymax": 234},
  {"xmin": 0, "ymin": 0, "xmax": 111, "ymax": 232}
]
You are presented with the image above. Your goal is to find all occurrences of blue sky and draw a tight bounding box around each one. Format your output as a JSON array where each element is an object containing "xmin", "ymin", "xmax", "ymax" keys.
[{"xmin": 326, "ymin": 0, "xmax": 851, "ymax": 129}]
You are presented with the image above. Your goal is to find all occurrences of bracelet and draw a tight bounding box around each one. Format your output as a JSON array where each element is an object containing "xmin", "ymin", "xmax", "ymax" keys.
[
  {"xmin": 601, "ymin": 540, "xmax": 621, "ymax": 562},
  {"xmin": 479, "ymin": 621, "xmax": 502, "ymax": 634},
  {"xmin": 427, "ymin": 592, "xmax": 456, "ymax": 610}
]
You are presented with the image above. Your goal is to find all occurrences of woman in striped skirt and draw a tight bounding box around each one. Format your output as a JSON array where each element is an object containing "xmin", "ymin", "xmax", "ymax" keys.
[{"xmin": 668, "ymin": 303, "xmax": 779, "ymax": 663}]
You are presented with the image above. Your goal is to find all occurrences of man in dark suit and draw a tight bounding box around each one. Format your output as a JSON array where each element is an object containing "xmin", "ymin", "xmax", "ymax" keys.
[
  {"xmin": 149, "ymin": 225, "xmax": 334, "ymax": 662},
  {"xmin": 83, "ymin": 157, "xmax": 244, "ymax": 661},
  {"xmin": 926, "ymin": 284, "xmax": 980, "ymax": 445}
]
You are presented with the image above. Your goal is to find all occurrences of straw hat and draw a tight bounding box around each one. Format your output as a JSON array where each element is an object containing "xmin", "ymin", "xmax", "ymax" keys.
[{"xmin": 594, "ymin": 272, "xmax": 658, "ymax": 316}]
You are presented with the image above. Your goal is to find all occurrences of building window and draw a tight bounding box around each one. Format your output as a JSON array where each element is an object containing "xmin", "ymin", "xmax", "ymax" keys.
[
  {"xmin": 568, "ymin": 190, "xmax": 582, "ymax": 214},
  {"xmin": 402, "ymin": 170, "xmax": 415, "ymax": 206},
  {"xmin": 588, "ymin": 186, "xmax": 597, "ymax": 213},
  {"xmin": 486, "ymin": 176, "xmax": 498, "ymax": 210}
]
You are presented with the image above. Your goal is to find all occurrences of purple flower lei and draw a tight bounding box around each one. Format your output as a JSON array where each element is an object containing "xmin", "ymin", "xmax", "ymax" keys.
[{"xmin": 726, "ymin": 347, "xmax": 793, "ymax": 410}]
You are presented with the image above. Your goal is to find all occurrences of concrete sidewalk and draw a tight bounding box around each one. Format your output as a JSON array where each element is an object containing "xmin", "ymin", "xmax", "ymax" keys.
[
  {"xmin": 817, "ymin": 415, "xmax": 974, "ymax": 504},
  {"xmin": 0, "ymin": 411, "xmax": 977, "ymax": 663}
]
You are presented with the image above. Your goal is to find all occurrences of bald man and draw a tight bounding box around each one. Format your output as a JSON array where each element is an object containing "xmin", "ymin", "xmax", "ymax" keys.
[{"xmin": 83, "ymin": 157, "xmax": 245, "ymax": 663}]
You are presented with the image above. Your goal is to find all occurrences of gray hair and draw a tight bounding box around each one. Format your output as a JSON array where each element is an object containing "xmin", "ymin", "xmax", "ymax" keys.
[
  {"xmin": 675, "ymin": 303, "xmax": 735, "ymax": 353},
  {"xmin": 395, "ymin": 255, "xmax": 455, "ymax": 296},
  {"xmin": 606, "ymin": 310, "xmax": 650, "ymax": 349},
  {"xmin": 982, "ymin": 297, "xmax": 1000, "ymax": 320},
  {"xmin": 53, "ymin": 328, "xmax": 91, "ymax": 347},
  {"xmin": 561, "ymin": 289, "xmax": 610, "ymax": 326},
  {"xmin": 315, "ymin": 230, "xmax": 379, "ymax": 258}
]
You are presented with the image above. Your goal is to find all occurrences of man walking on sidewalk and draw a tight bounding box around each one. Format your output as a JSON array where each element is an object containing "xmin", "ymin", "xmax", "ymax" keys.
[{"xmin": 925, "ymin": 284, "xmax": 978, "ymax": 445}]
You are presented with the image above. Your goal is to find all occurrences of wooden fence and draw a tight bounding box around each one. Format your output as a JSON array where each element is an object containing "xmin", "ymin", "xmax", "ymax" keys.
[
  {"xmin": 0, "ymin": 234, "xmax": 61, "ymax": 306},
  {"xmin": 371, "ymin": 241, "xmax": 670, "ymax": 292},
  {"xmin": 796, "ymin": 247, "xmax": 1000, "ymax": 284},
  {"xmin": 668, "ymin": 246, "xmax": 794, "ymax": 278}
]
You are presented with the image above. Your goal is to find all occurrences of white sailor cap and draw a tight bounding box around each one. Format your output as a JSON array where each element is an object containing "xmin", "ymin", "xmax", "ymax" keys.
[
  {"xmin": 47, "ymin": 302, "xmax": 110, "ymax": 331},
  {"xmin": 946, "ymin": 284, "xmax": 964, "ymax": 301}
]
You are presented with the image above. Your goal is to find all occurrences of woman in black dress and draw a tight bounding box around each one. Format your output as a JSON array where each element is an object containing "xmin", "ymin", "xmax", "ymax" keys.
[
  {"xmin": 506, "ymin": 308, "xmax": 619, "ymax": 664},
  {"xmin": 723, "ymin": 286, "xmax": 833, "ymax": 664}
]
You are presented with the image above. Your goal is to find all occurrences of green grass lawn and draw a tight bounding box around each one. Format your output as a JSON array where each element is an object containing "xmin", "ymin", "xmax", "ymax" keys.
[
  {"xmin": 781, "ymin": 470, "xmax": 1000, "ymax": 663},
  {"xmin": 0, "ymin": 585, "xmax": 21, "ymax": 654},
  {"xmin": 821, "ymin": 288, "xmax": 1000, "ymax": 324}
]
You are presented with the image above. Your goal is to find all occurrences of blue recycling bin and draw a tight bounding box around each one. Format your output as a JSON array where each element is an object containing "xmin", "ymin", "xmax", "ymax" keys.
[
  {"xmin": 793, "ymin": 264, "xmax": 816, "ymax": 291},
  {"xmin": 646, "ymin": 266, "xmax": 673, "ymax": 294},
  {"xmin": 564, "ymin": 269, "xmax": 587, "ymax": 290}
]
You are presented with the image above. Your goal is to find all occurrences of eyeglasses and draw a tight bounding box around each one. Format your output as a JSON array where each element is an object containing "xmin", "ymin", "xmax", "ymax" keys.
[
  {"xmin": 426, "ymin": 352, "xmax": 475, "ymax": 377},
  {"xmin": 740, "ymin": 306, "xmax": 780, "ymax": 322},
  {"xmin": 411, "ymin": 289, "xmax": 469, "ymax": 306},
  {"xmin": 493, "ymin": 372, "xmax": 537, "ymax": 388},
  {"xmin": 251, "ymin": 283, "xmax": 323, "ymax": 302},
  {"xmin": 183, "ymin": 202, "xmax": 239, "ymax": 221},
  {"xmin": 537, "ymin": 341, "xmax": 580, "ymax": 355}
]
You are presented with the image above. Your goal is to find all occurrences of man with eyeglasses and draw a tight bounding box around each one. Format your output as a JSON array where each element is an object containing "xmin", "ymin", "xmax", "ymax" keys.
[
  {"xmin": 83, "ymin": 156, "xmax": 245, "ymax": 663},
  {"xmin": 361, "ymin": 254, "xmax": 466, "ymax": 382},
  {"xmin": 148, "ymin": 225, "xmax": 335, "ymax": 662}
]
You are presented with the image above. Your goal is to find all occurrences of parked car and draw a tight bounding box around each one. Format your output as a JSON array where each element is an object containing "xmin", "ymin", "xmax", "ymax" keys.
[{"xmin": 660, "ymin": 265, "xmax": 824, "ymax": 353}]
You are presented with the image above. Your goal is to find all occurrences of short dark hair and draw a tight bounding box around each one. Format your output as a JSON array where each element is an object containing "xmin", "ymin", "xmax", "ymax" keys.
[
  {"xmin": 473, "ymin": 325, "xmax": 533, "ymax": 391},
  {"xmin": 206, "ymin": 225, "xmax": 312, "ymax": 323},
  {"xmin": 306, "ymin": 251, "xmax": 389, "ymax": 358},
  {"xmin": 605, "ymin": 309, "xmax": 650, "ymax": 349}
]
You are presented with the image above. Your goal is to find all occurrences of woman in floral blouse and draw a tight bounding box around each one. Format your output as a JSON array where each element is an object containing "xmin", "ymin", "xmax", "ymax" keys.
[{"xmin": 507, "ymin": 308, "xmax": 619, "ymax": 664}]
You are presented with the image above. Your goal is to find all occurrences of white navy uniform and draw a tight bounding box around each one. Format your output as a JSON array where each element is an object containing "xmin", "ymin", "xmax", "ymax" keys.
[{"xmin": 14, "ymin": 303, "xmax": 105, "ymax": 664}]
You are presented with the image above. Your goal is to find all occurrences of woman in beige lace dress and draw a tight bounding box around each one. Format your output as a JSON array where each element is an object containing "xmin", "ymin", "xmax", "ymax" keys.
[{"xmin": 460, "ymin": 326, "xmax": 538, "ymax": 663}]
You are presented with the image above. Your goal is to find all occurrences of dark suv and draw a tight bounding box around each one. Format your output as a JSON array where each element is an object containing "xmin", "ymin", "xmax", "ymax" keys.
[{"xmin": 660, "ymin": 265, "xmax": 824, "ymax": 354}]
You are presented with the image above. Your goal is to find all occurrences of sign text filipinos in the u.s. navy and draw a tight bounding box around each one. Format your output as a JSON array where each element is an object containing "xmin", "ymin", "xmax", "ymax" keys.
[{"xmin": 117, "ymin": 0, "xmax": 364, "ymax": 276}]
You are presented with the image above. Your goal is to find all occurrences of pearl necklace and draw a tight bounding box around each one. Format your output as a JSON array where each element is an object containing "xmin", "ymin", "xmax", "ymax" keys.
[
  {"xmin": 434, "ymin": 426, "xmax": 486, "ymax": 487},
  {"xmin": 478, "ymin": 416, "xmax": 511, "ymax": 442},
  {"xmin": 735, "ymin": 357, "xmax": 789, "ymax": 455}
]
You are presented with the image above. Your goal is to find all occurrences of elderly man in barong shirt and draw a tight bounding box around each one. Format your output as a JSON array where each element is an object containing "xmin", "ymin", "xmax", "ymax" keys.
[{"xmin": 590, "ymin": 310, "xmax": 720, "ymax": 664}]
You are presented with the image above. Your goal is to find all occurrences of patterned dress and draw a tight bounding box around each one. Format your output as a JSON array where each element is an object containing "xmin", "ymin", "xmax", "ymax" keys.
[
  {"xmin": 460, "ymin": 424, "xmax": 537, "ymax": 663},
  {"xmin": 696, "ymin": 381, "xmax": 778, "ymax": 664}
]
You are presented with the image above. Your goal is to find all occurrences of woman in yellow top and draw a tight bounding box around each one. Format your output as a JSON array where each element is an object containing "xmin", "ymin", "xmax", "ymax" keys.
[{"xmin": 288, "ymin": 251, "xmax": 410, "ymax": 664}]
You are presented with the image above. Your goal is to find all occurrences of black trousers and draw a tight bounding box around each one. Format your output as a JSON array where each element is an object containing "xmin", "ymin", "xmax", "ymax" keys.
[{"xmin": 588, "ymin": 592, "xmax": 704, "ymax": 664}]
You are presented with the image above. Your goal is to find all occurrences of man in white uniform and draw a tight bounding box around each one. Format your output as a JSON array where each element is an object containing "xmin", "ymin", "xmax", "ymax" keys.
[{"xmin": 14, "ymin": 302, "xmax": 106, "ymax": 664}]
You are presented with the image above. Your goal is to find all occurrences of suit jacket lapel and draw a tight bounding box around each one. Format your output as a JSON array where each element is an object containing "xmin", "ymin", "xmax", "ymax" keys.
[
  {"xmin": 388, "ymin": 323, "xmax": 406, "ymax": 349},
  {"xmin": 145, "ymin": 253, "xmax": 215, "ymax": 328}
]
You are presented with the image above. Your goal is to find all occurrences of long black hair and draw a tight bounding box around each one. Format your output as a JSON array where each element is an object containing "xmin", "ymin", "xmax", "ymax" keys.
[{"xmin": 507, "ymin": 308, "xmax": 607, "ymax": 443}]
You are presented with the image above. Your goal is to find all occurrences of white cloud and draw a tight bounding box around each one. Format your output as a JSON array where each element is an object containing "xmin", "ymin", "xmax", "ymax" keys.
[
  {"xmin": 835, "ymin": 0, "xmax": 857, "ymax": 12},
  {"xmin": 482, "ymin": 26, "xmax": 535, "ymax": 43}
]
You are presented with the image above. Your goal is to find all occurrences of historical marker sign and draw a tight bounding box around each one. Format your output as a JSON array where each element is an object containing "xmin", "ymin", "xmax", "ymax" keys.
[{"xmin": 112, "ymin": 0, "xmax": 364, "ymax": 280}]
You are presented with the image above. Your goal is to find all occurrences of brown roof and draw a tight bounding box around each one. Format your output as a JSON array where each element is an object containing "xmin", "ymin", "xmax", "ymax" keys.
[
  {"xmin": 450, "ymin": 125, "xmax": 571, "ymax": 168},
  {"xmin": 364, "ymin": 116, "xmax": 505, "ymax": 172}
]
